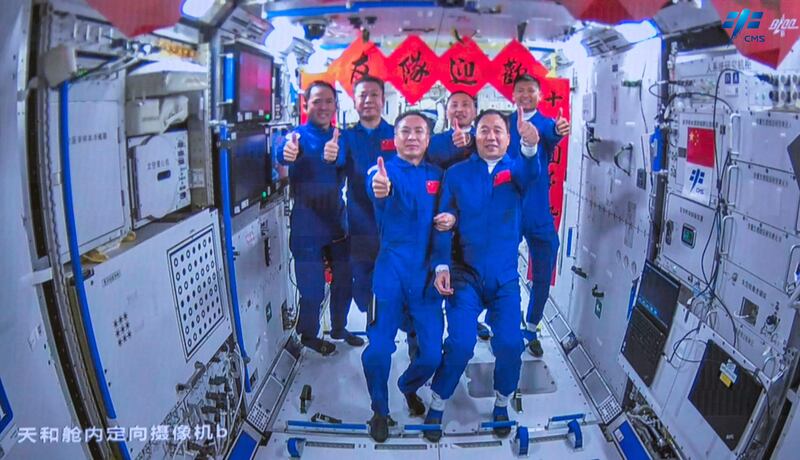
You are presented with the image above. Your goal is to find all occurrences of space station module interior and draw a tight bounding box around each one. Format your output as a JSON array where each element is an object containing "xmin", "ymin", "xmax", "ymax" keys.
[{"xmin": 2, "ymin": 0, "xmax": 800, "ymax": 459}]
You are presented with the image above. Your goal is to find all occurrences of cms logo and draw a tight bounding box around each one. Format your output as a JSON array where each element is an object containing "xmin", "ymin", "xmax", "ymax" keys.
[{"xmin": 723, "ymin": 8, "xmax": 765, "ymax": 41}]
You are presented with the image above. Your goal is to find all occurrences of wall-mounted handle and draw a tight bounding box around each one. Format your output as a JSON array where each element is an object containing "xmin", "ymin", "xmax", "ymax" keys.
[
  {"xmin": 784, "ymin": 244, "xmax": 800, "ymax": 295},
  {"xmin": 613, "ymin": 143, "xmax": 634, "ymax": 176},
  {"xmin": 571, "ymin": 266, "xmax": 588, "ymax": 279},
  {"xmin": 720, "ymin": 215, "xmax": 735, "ymax": 256},
  {"xmin": 729, "ymin": 112, "xmax": 741, "ymax": 158},
  {"xmin": 724, "ymin": 164, "xmax": 741, "ymax": 208}
]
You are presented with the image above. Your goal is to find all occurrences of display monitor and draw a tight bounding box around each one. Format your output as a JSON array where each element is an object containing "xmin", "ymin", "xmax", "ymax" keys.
[
  {"xmin": 230, "ymin": 128, "xmax": 270, "ymax": 213},
  {"xmin": 225, "ymin": 42, "xmax": 274, "ymax": 122},
  {"xmin": 636, "ymin": 261, "xmax": 681, "ymax": 328}
]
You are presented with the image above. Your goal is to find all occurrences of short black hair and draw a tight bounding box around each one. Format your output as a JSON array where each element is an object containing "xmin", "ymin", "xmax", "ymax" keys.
[
  {"xmin": 474, "ymin": 109, "xmax": 510, "ymax": 132},
  {"xmin": 304, "ymin": 80, "xmax": 337, "ymax": 104},
  {"xmin": 354, "ymin": 75, "xmax": 385, "ymax": 97},
  {"xmin": 512, "ymin": 73, "xmax": 541, "ymax": 90},
  {"xmin": 395, "ymin": 110, "xmax": 432, "ymax": 134},
  {"xmin": 446, "ymin": 90, "xmax": 476, "ymax": 107}
]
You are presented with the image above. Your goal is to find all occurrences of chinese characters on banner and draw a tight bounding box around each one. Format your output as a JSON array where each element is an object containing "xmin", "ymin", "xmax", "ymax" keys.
[
  {"xmin": 488, "ymin": 39, "xmax": 551, "ymax": 100},
  {"xmin": 438, "ymin": 37, "xmax": 492, "ymax": 97},
  {"xmin": 384, "ymin": 35, "xmax": 440, "ymax": 104}
]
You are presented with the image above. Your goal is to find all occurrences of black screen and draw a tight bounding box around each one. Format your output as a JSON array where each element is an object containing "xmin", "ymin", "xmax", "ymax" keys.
[
  {"xmin": 237, "ymin": 49, "xmax": 273, "ymax": 116},
  {"xmin": 231, "ymin": 130, "xmax": 269, "ymax": 211},
  {"xmin": 688, "ymin": 341, "xmax": 763, "ymax": 451},
  {"xmin": 637, "ymin": 261, "xmax": 681, "ymax": 328}
]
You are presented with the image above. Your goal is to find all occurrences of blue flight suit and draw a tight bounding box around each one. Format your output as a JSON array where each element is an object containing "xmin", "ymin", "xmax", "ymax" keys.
[
  {"xmin": 277, "ymin": 123, "xmax": 352, "ymax": 341},
  {"xmin": 343, "ymin": 120, "xmax": 396, "ymax": 312},
  {"xmin": 508, "ymin": 111, "xmax": 563, "ymax": 337},
  {"xmin": 361, "ymin": 155, "xmax": 446, "ymax": 416},
  {"xmin": 430, "ymin": 150, "xmax": 540, "ymax": 400},
  {"xmin": 427, "ymin": 126, "xmax": 476, "ymax": 169}
]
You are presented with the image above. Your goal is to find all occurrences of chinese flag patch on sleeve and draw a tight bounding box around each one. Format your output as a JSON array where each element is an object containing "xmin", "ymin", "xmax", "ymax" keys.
[
  {"xmin": 426, "ymin": 180, "xmax": 440, "ymax": 195},
  {"xmin": 493, "ymin": 169, "xmax": 512, "ymax": 186},
  {"xmin": 381, "ymin": 139, "xmax": 396, "ymax": 151}
]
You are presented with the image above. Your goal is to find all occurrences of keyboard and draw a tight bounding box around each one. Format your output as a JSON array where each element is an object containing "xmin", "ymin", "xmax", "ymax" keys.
[{"xmin": 621, "ymin": 307, "xmax": 667, "ymax": 386}]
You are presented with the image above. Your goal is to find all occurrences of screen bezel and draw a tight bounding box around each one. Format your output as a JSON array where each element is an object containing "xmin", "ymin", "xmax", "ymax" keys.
[
  {"xmin": 228, "ymin": 127, "xmax": 270, "ymax": 214},
  {"xmin": 228, "ymin": 42, "xmax": 274, "ymax": 122}
]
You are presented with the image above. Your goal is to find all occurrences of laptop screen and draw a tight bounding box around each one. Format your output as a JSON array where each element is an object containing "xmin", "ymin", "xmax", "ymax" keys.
[{"xmin": 637, "ymin": 261, "xmax": 681, "ymax": 328}]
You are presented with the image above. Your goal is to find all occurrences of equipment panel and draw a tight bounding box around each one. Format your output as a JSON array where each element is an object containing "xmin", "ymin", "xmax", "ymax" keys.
[
  {"xmin": 80, "ymin": 209, "xmax": 231, "ymax": 458},
  {"xmin": 726, "ymin": 161, "xmax": 799, "ymax": 234},
  {"xmin": 732, "ymin": 110, "xmax": 800, "ymax": 174},
  {"xmin": 46, "ymin": 76, "xmax": 131, "ymax": 259},
  {"xmin": 723, "ymin": 211, "xmax": 800, "ymax": 295},
  {"xmin": 129, "ymin": 130, "xmax": 191, "ymax": 228},
  {"xmin": 716, "ymin": 260, "xmax": 798, "ymax": 369},
  {"xmin": 233, "ymin": 197, "xmax": 293, "ymax": 408},
  {"xmin": 659, "ymin": 192, "xmax": 717, "ymax": 288}
]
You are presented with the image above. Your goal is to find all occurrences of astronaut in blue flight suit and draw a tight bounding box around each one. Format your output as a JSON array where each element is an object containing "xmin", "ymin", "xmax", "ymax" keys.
[
  {"xmin": 426, "ymin": 110, "xmax": 541, "ymax": 442},
  {"xmin": 361, "ymin": 111, "xmax": 450, "ymax": 442},
  {"xmin": 427, "ymin": 91, "xmax": 477, "ymax": 169},
  {"xmin": 277, "ymin": 80, "xmax": 363, "ymax": 355},
  {"xmin": 507, "ymin": 74, "xmax": 571, "ymax": 358},
  {"xmin": 342, "ymin": 76, "xmax": 396, "ymax": 314}
]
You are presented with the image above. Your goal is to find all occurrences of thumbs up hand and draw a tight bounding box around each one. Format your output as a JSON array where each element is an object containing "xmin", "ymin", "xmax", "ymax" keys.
[
  {"xmin": 555, "ymin": 107, "xmax": 570, "ymax": 136},
  {"xmin": 452, "ymin": 119, "xmax": 471, "ymax": 148},
  {"xmin": 283, "ymin": 132, "xmax": 301, "ymax": 162},
  {"xmin": 517, "ymin": 107, "xmax": 540, "ymax": 146},
  {"xmin": 323, "ymin": 128, "xmax": 340, "ymax": 163},
  {"xmin": 372, "ymin": 156, "xmax": 392, "ymax": 198}
]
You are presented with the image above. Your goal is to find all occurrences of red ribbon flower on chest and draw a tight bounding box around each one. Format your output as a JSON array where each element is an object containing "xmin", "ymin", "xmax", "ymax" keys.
[{"xmin": 493, "ymin": 169, "xmax": 511, "ymax": 187}]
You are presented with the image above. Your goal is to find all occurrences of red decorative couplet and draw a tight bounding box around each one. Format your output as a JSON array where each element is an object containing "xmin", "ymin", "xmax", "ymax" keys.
[
  {"xmin": 329, "ymin": 39, "xmax": 389, "ymax": 96},
  {"xmin": 384, "ymin": 36, "xmax": 439, "ymax": 104},
  {"xmin": 488, "ymin": 40, "xmax": 549, "ymax": 100},
  {"xmin": 86, "ymin": 0, "xmax": 182, "ymax": 38},
  {"xmin": 437, "ymin": 36, "xmax": 492, "ymax": 97}
]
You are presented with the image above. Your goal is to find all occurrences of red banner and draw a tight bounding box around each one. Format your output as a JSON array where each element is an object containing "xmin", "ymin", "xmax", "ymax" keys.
[
  {"xmin": 300, "ymin": 36, "xmax": 565, "ymax": 105},
  {"xmin": 437, "ymin": 37, "xmax": 493, "ymax": 98},
  {"xmin": 384, "ymin": 36, "xmax": 440, "ymax": 104},
  {"xmin": 560, "ymin": 0, "xmax": 666, "ymax": 25},
  {"xmin": 86, "ymin": 0, "xmax": 182, "ymax": 38},
  {"xmin": 488, "ymin": 40, "xmax": 550, "ymax": 100},
  {"xmin": 331, "ymin": 38, "xmax": 389, "ymax": 96}
]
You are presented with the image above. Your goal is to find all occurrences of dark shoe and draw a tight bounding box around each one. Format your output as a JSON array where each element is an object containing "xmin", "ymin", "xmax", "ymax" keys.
[
  {"xmin": 492, "ymin": 405, "xmax": 511, "ymax": 437},
  {"xmin": 527, "ymin": 339, "xmax": 544, "ymax": 358},
  {"xmin": 477, "ymin": 322, "xmax": 491, "ymax": 341},
  {"xmin": 330, "ymin": 330, "xmax": 365, "ymax": 347},
  {"xmin": 301, "ymin": 336, "xmax": 336, "ymax": 356},
  {"xmin": 423, "ymin": 409, "xmax": 443, "ymax": 442},
  {"xmin": 404, "ymin": 392, "xmax": 425, "ymax": 417},
  {"xmin": 368, "ymin": 413, "xmax": 389, "ymax": 443}
]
